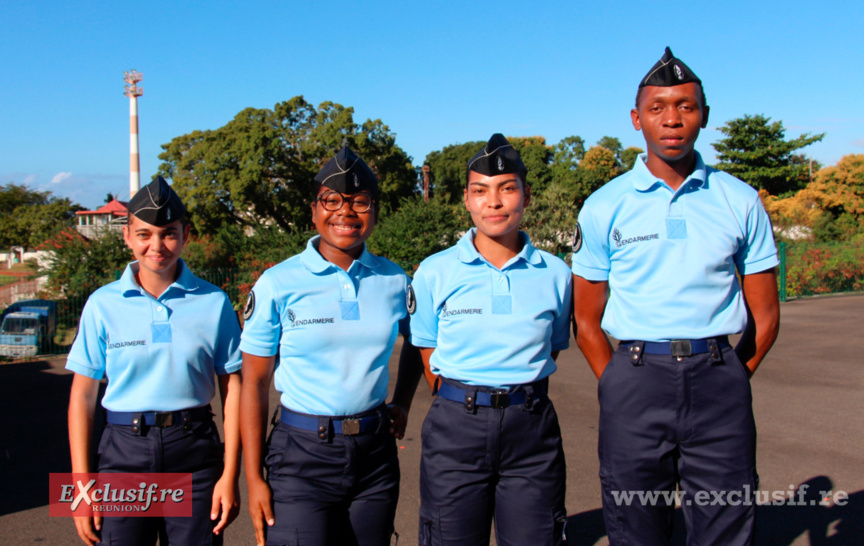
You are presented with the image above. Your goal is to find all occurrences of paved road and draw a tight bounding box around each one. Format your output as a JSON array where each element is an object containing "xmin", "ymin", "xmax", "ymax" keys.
[{"xmin": 1, "ymin": 294, "xmax": 862, "ymax": 545}]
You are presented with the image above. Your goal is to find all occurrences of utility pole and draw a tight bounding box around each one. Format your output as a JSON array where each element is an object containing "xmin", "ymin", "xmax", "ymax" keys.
[{"xmin": 123, "ymin": 70, "xmax": 143, "ymax": 198}]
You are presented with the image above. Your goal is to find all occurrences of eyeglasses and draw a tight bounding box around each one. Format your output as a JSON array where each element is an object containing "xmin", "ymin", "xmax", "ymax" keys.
[{"xmin": 316, "ymin": 191, "xmax": 374, "ymax": 213}]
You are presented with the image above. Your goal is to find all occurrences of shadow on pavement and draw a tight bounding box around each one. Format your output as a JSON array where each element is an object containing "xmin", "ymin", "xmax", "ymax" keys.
[
  {"xmin": 565, "ymin": 476, "xmax": 864, "ymax": 545},
  {"xmin": 0, "ymin": 360, "xmax": 104, "ymax": 516}
]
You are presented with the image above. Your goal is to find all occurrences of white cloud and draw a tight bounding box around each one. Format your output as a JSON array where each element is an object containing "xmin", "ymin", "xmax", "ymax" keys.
[
  {"xmin": 50, "ymin": 172, "xmax": 72, "ymax": 184},
  {"xmin": 22, "ymin": 174, "xmax": 38, "ymax": 185},
  {"xmin": 853, "ymin": 139, "xmax": 864, "ymax": 149}
]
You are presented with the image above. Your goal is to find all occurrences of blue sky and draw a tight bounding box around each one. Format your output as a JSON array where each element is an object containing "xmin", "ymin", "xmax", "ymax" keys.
[{"xmin": 2, "ymin": 0, "xmax": 862, "ymax": 209}]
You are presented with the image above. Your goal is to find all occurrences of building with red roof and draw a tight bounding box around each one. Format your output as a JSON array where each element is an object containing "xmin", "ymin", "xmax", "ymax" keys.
[{"xmin": 75, "ymin": 198, "xmax": 128, "ymax": 239}]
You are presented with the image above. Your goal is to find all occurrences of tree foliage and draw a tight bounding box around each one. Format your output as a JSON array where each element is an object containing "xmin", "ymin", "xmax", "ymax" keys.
[
  {"xmin": 712, "ymin": 114, "xmax": 824, "ymax": 195},
  {"xmin": 521, "ymin": 182, "xmax": 578, "ymax": 260},
  {"xmin": 157, "ymin": 97, "xmax": 417, "ymax": 234},
  {"xmin": 808, "ymin": 154, "xmax": 864, "ymax": 220},
  {"xmin": 577, "ymin": 146, "xmax": 621, "ymax": 198},
  {"xmin": 367, "ymin": 196, "xmax": 469, "ymax": 272},
  {"xmin": 550, "ymin": 136, "xmax": 586, "ymax": 190},
  {"xmin": 422, "ymin": 136, "xmax": 554, "ymax": 204},
  {"xmin": 509, "ymin": 136, "xmax": 554, "ymax": 192},
  {"xmin": 807, "ymin": 154, "xmax": 864, "ymax": 242},
  {"xmin": 0, "ymin": 183, "xmax": 81, "ymax": 249},
  {"xmin": 423, "ymin": 141, "xmax": 483, "ymax": 204},
  {"xmin": 620, "ymin": 146, "xmax": 644, "ymax": 172},
  {"xmin": 39, "ymin": 229, "xmax": 130, "ymax": 301},
  {"xmin": 596, "ymin": 136, "xmax": 623, "ymax": 161}
]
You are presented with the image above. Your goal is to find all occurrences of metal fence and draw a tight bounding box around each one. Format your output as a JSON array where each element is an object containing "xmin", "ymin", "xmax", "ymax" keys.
[{"xmin": 1, "ymin": 242, "xmax": 862, "ymax": 361}]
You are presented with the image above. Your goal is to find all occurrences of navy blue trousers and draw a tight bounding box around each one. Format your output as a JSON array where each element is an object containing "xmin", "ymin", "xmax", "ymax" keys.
[
  {"xmin": 264, "ymin": 419, "xmax": 400, "ymax": 546},
  {"xmin": 95, "ymin": 416, "xmax": 224, "ymax": 545},
  {"xmin": 419, "ymin": 379, "xmax": 567, "ymax": 546},
  {"xmin": 598, "ymin": 344, "xmax": 757, "ymax": 546}
]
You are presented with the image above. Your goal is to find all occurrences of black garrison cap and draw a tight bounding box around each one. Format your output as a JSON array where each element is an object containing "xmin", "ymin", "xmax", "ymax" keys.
[
  {"xmin": 314, "ymin": 146, "xmax": 379, "ymax": 197},
  {"xmin": 127, "ymin": 175, "xmax": 186, "ymax": 226},
  {"xmin": 466, "ymin": 134, "xmax": 528, "ymax": 184},
  {"xmin": 640, "ymin": 47, "xmax": 702, "ymax": 88}
]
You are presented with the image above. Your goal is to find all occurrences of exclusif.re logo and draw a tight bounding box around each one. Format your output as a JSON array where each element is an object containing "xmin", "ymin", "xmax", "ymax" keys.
[{"xmin": 49, "ymin": 473, "xmax": 192, "ymax": 518}]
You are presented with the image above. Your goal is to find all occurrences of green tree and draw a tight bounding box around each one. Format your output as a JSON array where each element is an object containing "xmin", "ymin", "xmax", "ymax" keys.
[
  {"xmin": 509, "ymin": 136, "xmax": 554, "ymax": 192},
  {"xmin": 596, "ymin": 136, "xmax": 623, "ymax": 162},
  {"xmin": 423, "ymin": 141, "xmax": 482, "ymax": 204},
  {"xmin": 0, "ymin": 183, "xmax": 81, "ymax": 249},
  {"xmin": 521, "ymin": 182, "xmax": 578, "ymax": 260},
  {"xmin": 423, "ymin": 136, "xmax": 553, "ymax": 204},
  {"xmin": 367, "ymin": 196, "xmax": 468, "ymax": 271},
  {"xmin": 620, "ymin": 146, "xmax": 644, "ymax": 172},
  {"xmin": 574, "ymin": 146, "xmax": 620, "ymax": 203},
  {"xmin": 550, "ymin": 136, "xmax": 586, "ymax": 189},
  {"xmin": 39, "ymin": 229, "xmax": 130, "ymax": 301},
  {"xmin": 158, "ymin": 97, "xmax": 417, "ymax": 233},
  {"xmin": 711, "ymin": 114, "xmax": 824, "ymax": 195}
]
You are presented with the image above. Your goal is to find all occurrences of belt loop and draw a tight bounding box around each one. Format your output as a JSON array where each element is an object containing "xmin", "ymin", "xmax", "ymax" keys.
[
  {"xmin": 628, "ymin": 341, "xmax": 645, "ymax": 366},
  {"xmin": 464, "ymin": 388, "xmax": 478, "ymax": 414},
  {"xmin": 375, "ymin": 405, "xmax": 388, "ymax": 434},
  {"xmin": 131, "ymin": 412, "xmax": 143, "ymax": 435},
  {"xmin": 708, "ymin": 338, "xmax": 722, "ymax": 364},
  {"xmin": 317, "ymin": 416, "xmax": 331, "ymax": 443},
  {"xmin": 522, "ymin": 384, "xmax": 535, "ymax": 412}
]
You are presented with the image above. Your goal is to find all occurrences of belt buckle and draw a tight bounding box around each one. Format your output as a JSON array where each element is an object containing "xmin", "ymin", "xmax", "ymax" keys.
[
  {"xmin": 342, "ymin": 419, "xmax": 361, "ymax": 436},
  {"xmin": 490, "ymin": 392, "xmax": 510, "ymax": 409},
  {"xmin": 153, "ymin": 412, "xmax": 173, "ymax": 427},
  {"xmin": 670, "ymin": 340, "xmax": 692, "ymax": 358}
]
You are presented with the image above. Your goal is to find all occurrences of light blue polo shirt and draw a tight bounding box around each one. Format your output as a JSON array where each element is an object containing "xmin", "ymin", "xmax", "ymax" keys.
[
  {"xmin": 572, "ymin": 152, "xmax": 778, "ymax": 342},
  {"xmin": 66, "ymin": 259, "xmax": 242, "ymax": 412},
  {"xmin": 240, "ymin": 237, "xmax": 410, "ymax": 416},
  {"xmin": 410, "ymin": 229, "xmax": 571, "ymax": 388}
]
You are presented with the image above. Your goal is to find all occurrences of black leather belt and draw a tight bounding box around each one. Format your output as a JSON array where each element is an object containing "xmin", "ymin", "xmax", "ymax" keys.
[
  {"xmin": 106, "ymin": 405, "xmax": 212, "ymax": 432},
  {"xmin": 436, "ymin": 380, "xmax": 548, "ymax": 409},
  {"xmin": 280, "ymin": 406, "xmax": 383, "ymax": 438}
]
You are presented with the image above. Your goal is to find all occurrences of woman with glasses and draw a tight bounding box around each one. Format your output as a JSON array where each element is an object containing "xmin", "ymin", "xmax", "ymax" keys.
[{"xmin": 239, "ymin": 146, "xmax": 422, "ymax": 546}]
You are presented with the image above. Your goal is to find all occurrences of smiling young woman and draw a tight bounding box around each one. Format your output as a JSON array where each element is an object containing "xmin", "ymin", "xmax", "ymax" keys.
[
  {"xmin": 66, "ymin": 176, "xmax": 242, "ymax": 546},
  {"xmin": 239, "ymin": 146, "xmax": 422, "ymax": 546}
]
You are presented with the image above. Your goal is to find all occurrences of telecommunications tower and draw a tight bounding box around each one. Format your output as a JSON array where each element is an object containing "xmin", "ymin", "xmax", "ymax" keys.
[{"xmin": 123, "ymin": 70, "xmax": 143, "ymax": 198}]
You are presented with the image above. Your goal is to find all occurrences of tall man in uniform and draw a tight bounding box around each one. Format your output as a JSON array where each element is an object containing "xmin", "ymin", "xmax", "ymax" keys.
[{"xmin": 571, "ymin": 47, "xmax": 781, "ymax": 545}]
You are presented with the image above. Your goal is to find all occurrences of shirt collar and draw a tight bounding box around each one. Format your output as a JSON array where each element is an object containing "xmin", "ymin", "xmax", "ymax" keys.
[
  {"xmin": 632, "ymin": 151, "xmax": 708, "ymax": 191},
  {"xmin": 456, "ymin": 228, "xmax": 542, "ymax": 267},
  {"xmin": 120, "ymin": 258, "xmax": 199, "ymax": 297},
  {"xmin": 300, "ymin": 235, "xmax": 378, "ymax": 273}
]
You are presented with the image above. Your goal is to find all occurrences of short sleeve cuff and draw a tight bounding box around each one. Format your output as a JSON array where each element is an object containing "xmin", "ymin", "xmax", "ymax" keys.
[
  {"xmin": 551, "ymin": 339, "xmax": 570, "ymax": 352},
  {"xmin": 65, "ymin": 360, "xmax": 104, "ymax": 380},
  {"xmin": 571, "ymin": 263, "xmax": 609, "ymax": 281},
  {"xmin": 239, "ymin": 339, "xmax": 278, "ymax": 358},
  {"xmin": 410, "ymin": 335, "xmax": 437, "ymax": 348},
  {"xmin": 738, "ymin": 254, "xmax": 779, "ymax": 276}
]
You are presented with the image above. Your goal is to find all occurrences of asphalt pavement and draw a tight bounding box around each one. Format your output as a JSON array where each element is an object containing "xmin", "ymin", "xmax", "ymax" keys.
[{"xmin": 1, "ymin": 294, "xmax": 862, "ymax": 545}]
